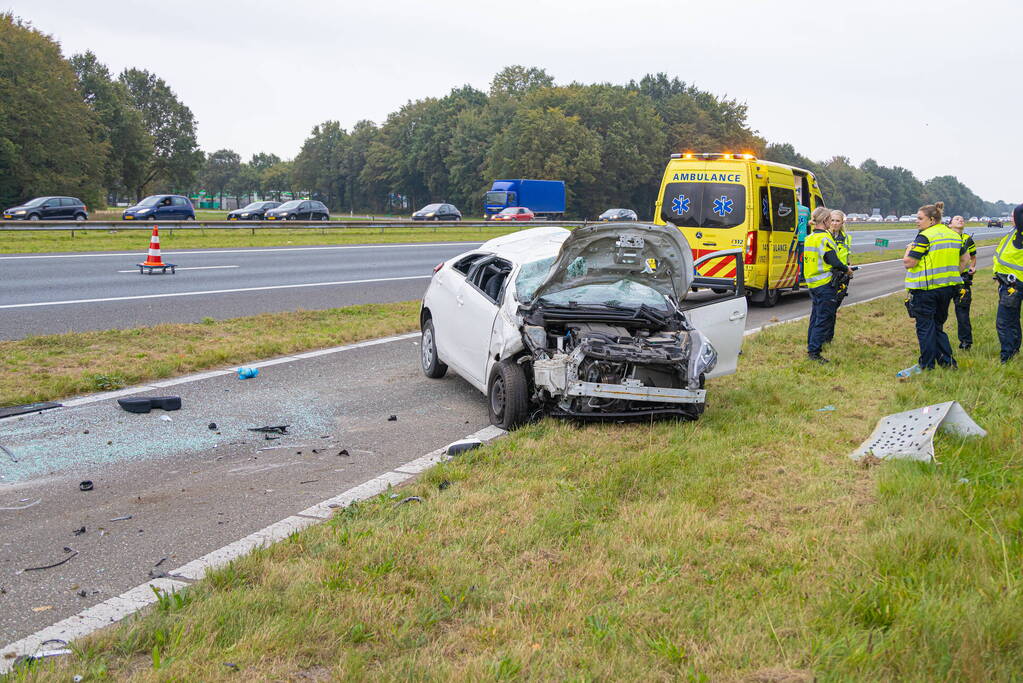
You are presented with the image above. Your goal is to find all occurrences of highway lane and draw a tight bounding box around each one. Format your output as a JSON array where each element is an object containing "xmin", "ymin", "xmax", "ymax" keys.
[
  {"xmin": 0, "ymin": 227, "xmax": 1010, "ymax": 340},
  {"xmin": 0, "ymin": 242, "xmax": 476, "ymax": 339},
  {"xmin": 0, "ymin": 246, "xmax": 1000, "ymax": 647}
]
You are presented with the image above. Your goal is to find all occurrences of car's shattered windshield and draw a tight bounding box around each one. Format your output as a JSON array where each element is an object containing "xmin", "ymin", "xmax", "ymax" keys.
[{"xmin": 538, "ymin": 281, "xmax": 669, "ymax": 310}]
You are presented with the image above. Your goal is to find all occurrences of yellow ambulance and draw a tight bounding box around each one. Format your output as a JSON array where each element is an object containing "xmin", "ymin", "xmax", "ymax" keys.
[{"xmin": 653, "ymin": 152, "xmax": 826, "ymax": 306}]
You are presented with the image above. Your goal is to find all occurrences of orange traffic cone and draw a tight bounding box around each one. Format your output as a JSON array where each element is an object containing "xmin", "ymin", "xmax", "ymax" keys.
[{"xmin": 137, "ymin": 225, "xmax": 177, "ymax": 274}]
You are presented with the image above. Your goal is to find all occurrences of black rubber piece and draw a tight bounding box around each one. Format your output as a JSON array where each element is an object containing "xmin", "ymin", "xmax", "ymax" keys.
[
  {"xmin": 0, "ymin": 402, "xmax": 62, "ymax": 419},
  {"xmin": 117, "ymin": 396, "xmax": 182, "ymax": 413},
  {"xmin": 79, "ymin": 480, "xmax": 93, "ymax": 491}
]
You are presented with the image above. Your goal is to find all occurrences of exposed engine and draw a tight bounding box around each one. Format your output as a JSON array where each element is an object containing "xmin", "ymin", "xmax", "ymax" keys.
[{"xmin": 522, "ymin": 320, "xmax": 715, "ymax": 420}]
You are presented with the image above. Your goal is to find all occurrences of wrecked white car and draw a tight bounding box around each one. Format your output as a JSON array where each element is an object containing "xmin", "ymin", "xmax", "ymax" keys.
[{"xmin": 420, "ymin": 224, "xmax": 747, "ymax": 429}]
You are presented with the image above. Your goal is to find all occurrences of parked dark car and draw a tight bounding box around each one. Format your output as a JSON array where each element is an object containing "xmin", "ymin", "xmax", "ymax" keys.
[
  {"xmin": 123, "ymin": 195, "xmax": 195, "ymax": 221},
  {"xmin": 988, "ymin": 218, "xmax": 1003, "ymax": 228},
  {"xmin": 227, "ymin": 201, "xmax": 281, "ymax": 220},
  {"xmin": 3, "ymin": 196, "xmax": 88, "ymax": 221},
  {"xmin": 412, "ymin": 203, "xmax": 462, "ymax": 221},
  {"xmin": 598, "ymin": 208, "xmax": 639, "ymax": 222},
  {"xmin": 264, "ymin": 200, "xmax": 330, "ymax": 221}
]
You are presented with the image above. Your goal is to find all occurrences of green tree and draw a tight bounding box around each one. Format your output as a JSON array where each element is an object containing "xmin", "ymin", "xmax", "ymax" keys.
[
  {"xmin": 922, "ymin": 175, "xmax": 986, "ymax": 218},
  {"xmin": 201, "ymin": 149, "xmax": 241, "ymax": 204},
  {"xmin": 485, "ymin": 106, "xmax": 602, "ymax": 217},
  {"xmin": 261, "ymin": 161, "xmax": 294, "ymax": 201},
  {"xmin": 0, "ymin": 14, "xmax": 107, "ymax": 208},
  {"xmin": 70, "ymin": 51, "xmax": 152, "ymax": 202},
  {"xmin": 489, "ymin": 65, "xmax": 554, "ymax": 97},
  {"xmin": 119, "ymin": 67, "xmax": 202, "ymax": 198},
  {"xmin": 293, "ymin": 121, "xmax": 349, "ymax": 209}
]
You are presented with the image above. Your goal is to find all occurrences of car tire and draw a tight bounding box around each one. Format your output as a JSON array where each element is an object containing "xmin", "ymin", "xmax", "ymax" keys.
[
  {"xmin": 74, "ymin": 213, "xmax": 87, "ymax": 221},
  {"xmin": 420, "ymin": 319, "xmax": 447, "ymax": 379},
  {"xmin": 28, "ymin": 214, "xmax": 40, "ymax": 221},
  {"xmin": 488, "ymin": 359, "xmax": 529, "ymax": 430},
  {"xmin": 320, "ymin": 214, "xmax": 329, "ymax": 221}
]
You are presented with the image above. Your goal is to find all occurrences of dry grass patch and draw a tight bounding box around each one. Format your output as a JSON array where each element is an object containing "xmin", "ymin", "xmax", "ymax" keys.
[{"xmin": 0, "ymin": 302, "xmax": 419, "ymax": 406}]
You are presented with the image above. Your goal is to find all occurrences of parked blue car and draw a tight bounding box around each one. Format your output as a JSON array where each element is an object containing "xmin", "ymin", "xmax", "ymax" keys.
[{"xmin": 122, "ymin": 195, "xmax": 195, "ymax": 221}]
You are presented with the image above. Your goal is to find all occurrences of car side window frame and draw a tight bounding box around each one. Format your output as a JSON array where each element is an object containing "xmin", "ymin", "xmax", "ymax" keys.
[
  {"xmin": 451, "ymin": 253, "xmax": 487, "ymax": 276},
  {"xmin": 466, "ymin": 256, "xmax": 513, "ymax": 305}
]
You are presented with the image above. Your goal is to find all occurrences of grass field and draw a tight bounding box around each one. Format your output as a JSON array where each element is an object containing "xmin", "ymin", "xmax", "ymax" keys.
[
  {"xmin": 0, "ymin": 225, "xmax": 521, "ymax": 254},
  {"xmin": 8, "ymin": 271, "xmax": 1022, "ymax": 681},
  {"xmin": 0, "ymin": 302, "xmax": 420, "ymax": 407},
  {"xmin": 0, "ymin": 222, "xmax": 1003, "ymax": 256}
]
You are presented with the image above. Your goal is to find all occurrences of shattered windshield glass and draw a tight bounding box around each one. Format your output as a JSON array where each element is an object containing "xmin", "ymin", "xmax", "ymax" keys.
[
  {"xmin": 515, "ymin": 257, "xmax": 556, "ymax": 303},
  {"xmin": 539, "ymin": 280, "xmax": 669, "ymax": 309}
]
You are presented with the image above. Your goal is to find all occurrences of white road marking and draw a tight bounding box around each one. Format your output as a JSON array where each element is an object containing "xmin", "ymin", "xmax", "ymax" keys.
[
  {"xmin": 116, "ymin": 265, "xmax": 239, "ymax": 273},
  {"xmin": 0, "ymin": 242, "xmax": 483, "ymax": 260},
  {"xmin": 0, "ymin": 275, "xmax": 432, "ymax": 310}
]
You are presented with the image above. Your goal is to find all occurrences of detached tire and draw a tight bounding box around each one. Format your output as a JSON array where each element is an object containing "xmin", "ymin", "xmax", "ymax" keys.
[
  {"xmin": 488, "ymin": 359, "xmax": 529, "ymax": 430},
  {"xmin": 420, "ymin": 318, "xmax": 447, "ymax": 378}
]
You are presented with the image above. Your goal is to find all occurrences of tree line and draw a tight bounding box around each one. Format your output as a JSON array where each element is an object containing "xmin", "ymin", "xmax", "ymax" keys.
[{"xmin": 1, "ymin": 14, "xmax": 1013, "ymax": 219}]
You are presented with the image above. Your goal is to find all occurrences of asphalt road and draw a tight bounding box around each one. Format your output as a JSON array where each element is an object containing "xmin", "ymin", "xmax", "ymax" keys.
[
  {"xmin": 1, "ymin": 227, "xmax": 1010, "ymax": 340},
  {"xmin": 0, "ymin": 245, "xmax": 1001, "ymax": 646}
]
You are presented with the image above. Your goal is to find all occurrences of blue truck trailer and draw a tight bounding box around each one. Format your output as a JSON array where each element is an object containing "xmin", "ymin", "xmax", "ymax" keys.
[{"xmin": 484, "ymin": 179, "xmax": 566, "ymax": 219}]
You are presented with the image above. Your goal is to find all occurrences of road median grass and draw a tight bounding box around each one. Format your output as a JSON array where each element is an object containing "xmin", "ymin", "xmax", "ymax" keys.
[
  {"xmin": 0, "ymin": 226, "xmax": 521, "ymax": 254},
  {"xmin": 0, "ymin": 302, "xmax": 420, "ymax": 407},
  {"xmin": 13, "ymin": 271, "xmax": 1022, "ymax": 680}
]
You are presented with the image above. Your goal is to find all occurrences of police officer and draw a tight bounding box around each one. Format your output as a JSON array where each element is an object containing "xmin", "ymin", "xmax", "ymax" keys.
[
  {"xmin": 830, "ymin": 209, "xmax": 851, "ymax": 269},
  {"xmin": 898, "ymin": 202, "xmax": 970, "ymax": 377},
  {"xmin": 803, "ymin": 207, "xmax": 851, "ymax": 363},
  {"xmin": 948, "ymin": 215, "xmax": 978, "ymax": 349},
  {"xmin": 993, "ymin": 203, "xmax": 1023, "ymax": 363}
]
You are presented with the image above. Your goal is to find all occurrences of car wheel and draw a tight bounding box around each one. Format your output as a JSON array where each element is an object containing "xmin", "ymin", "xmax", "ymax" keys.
[
  {"xmin": 320, "ymin": 214, "xmax": 329, "ymax": 221},
  {"xmin": 74, "ymin": 213, "xmax": 87, "ymax": 221},
  {"xmin": 420, "ymin": 319, "xmax": 447, "ymax": 379},
  {"xmin": 488, "ymin": 359, "xmax": 529, "ymax": 430},
  {"xmin": 28, "ymin": 214, "xmax": 40, "ymax": 221}
]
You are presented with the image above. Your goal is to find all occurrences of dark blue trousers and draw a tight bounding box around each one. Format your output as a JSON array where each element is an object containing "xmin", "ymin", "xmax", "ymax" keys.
[
  {"xmin": 954, "ymin": 284, "xmax": 972, "ymax": 346},
  {"xmin": 807, "ymin": 284, "xmax": 838, "ymax": 355},
  {"xmin": 910, "ymin": 286, "xmax": 956, "ymax": 369},
  {"xmin": 996, "ymin": 282, "xmax": 1022, "ymax": 362}
]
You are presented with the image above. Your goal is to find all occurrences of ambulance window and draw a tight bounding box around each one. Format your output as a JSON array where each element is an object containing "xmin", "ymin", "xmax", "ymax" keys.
[
  {"xmin": 770, "ymin": 187, "xmax": 796, "ymax": 232},
  {"xmin": 759, "ymin": 187, "xmax": 772, "ymax": 230},
  {"xmin": 660, "ymin": 182, "xmax": 746, "ymax": 229}
]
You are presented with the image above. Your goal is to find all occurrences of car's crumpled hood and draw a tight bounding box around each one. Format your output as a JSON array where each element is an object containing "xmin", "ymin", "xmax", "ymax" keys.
[{"xmin": 530, "ymin": 223, "xmax": 694, "ymax": 304}]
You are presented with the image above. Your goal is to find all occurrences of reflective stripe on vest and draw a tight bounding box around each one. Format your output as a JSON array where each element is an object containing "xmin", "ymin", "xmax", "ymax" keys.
[
  {"xmin": 993, "ymin": 232, "xmax": 1023, "ymax": 277},
  {"xmin": 834, "ymin": 231, "xmax": 850, "ymax": 266},
  {"xmin": 905, "ymin": 224, "xmax": 964, "ymax": 290},
  {"xmin": 803, "ymin": 230, "xmax": 838, "ymax": 289}
]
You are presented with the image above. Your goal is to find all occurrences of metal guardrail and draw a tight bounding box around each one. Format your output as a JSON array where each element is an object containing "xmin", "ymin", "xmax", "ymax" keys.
[{"xmin": 0, "ymin": 220, "xmax": 593, "ymax": 232}]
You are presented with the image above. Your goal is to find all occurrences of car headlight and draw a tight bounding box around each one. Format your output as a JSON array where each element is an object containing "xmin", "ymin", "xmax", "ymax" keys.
[
  {"xmin": 425, "ymin": 212, "xmax": 435, "ymax": 217},
  {"xmin": 14, "ymin": 210, "xmax": 25, "ymax": 215},
  {"xmin": 693, "ymin": 335, "xmax": 718, "ymax": 377},
  {"xmin": 240, "ymin": 213, "xmax": 249, "ymax": 217}
]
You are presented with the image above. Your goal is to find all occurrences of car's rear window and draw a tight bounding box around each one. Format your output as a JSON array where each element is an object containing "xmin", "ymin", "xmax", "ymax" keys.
[{"xmin": 661, "ymin": 182, "xmax": 746, "ymax": 229}]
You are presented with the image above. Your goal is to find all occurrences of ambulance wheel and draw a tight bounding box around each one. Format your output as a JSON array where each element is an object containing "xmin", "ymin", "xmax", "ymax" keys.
[{"xmin": 762, "ymin": 288, "xmax": 780, "ymax": 307}]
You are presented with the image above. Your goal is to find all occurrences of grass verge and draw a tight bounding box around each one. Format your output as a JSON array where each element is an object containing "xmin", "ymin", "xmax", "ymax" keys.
[
  {"xmin": 11, "ymin": 271, "xmax": 1022, "ymax": 680},
  {"xmin": 0, "ymin": 302, "xmax": 419, "ymax": 407},
  {"xmin": 0, "ymin": 226, "xmax": 522, "ymax": 254}
]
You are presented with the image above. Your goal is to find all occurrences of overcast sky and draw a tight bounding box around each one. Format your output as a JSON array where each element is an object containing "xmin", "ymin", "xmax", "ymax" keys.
[{"xmin": 13, "ymin": 0, "xmax": 1023, "ymax": 203}]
